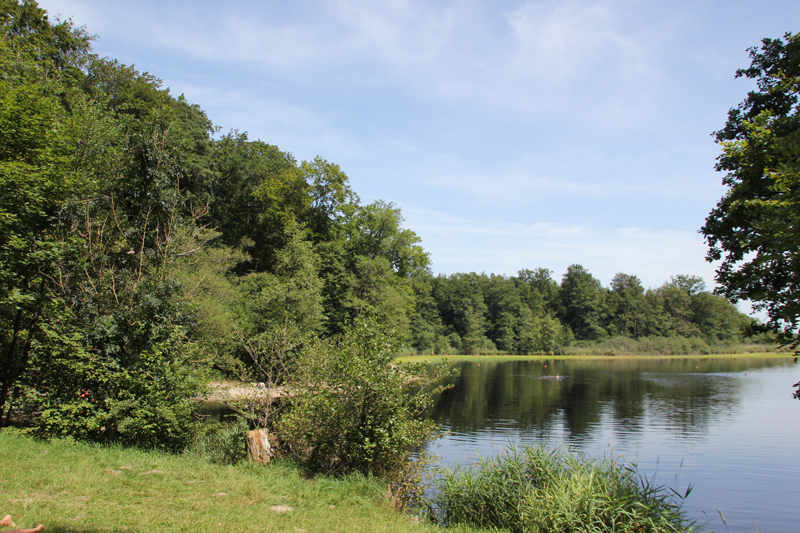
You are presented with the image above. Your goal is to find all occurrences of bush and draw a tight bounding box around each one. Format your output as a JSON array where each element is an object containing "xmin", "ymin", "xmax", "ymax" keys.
[
  {"xmin": 28, "ymin": 323, "xmax": 207, "ymax": 451},
  {"xmin": 434, "ymin": 335, "xmax": 453, "ymax": 355},
  {"xmin": 187, "ymin": 417, "xmax": 249, "ymax": 464},
  {"xmin": 278, "ymin": 317, "xmax": 452, "ymax": 478},
  {"xmin": 426, "ymin": 444, "xmax": 697, "ymax": 533}
]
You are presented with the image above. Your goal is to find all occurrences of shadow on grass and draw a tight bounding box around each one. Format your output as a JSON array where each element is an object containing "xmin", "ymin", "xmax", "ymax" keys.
[{"xmin": 30, "ymin": 526, "xmax": 122, "ymax": 533}]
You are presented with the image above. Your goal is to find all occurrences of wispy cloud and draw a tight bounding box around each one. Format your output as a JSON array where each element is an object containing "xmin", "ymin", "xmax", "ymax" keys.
[
  {"xmin": 161, "ymin": 80, "xmax": 368, "ymax": 160},
  {"xmin": 405, "ymin": 148, "xmax": 722, "ymax": 207},
  {"xmin": 44, "ymin": 0, "xmax": 681, "ymax": 123}
]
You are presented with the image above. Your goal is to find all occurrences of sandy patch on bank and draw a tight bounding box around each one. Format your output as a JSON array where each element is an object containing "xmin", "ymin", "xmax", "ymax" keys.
[{"xmin": 205, "ymin": 382, "xmax": 289, "ymax": 402}]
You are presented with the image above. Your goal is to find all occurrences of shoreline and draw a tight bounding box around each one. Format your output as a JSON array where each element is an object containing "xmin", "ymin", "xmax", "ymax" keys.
[{"xmin": 395, "ymin": 352, "xmax": 791, "ymax": 364}]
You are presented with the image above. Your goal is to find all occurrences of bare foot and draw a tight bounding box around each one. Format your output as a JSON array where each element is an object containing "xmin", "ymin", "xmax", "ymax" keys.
[
  {"xmin": 1, "ymin": 515, "xmax": 16, "ymax": 527},
  {"xmin": 6, "ymin": 526, "xmax": 44, "ymax": 533}
]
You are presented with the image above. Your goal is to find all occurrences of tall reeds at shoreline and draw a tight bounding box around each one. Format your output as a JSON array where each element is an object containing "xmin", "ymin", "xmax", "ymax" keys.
[
  {"xmin": 561, "ymin": 336, "xmax": 780, "ymax": 356},
  {"xmin": 401, "ymin": 335, "xmax": 782, "ymax": 357},
  {"xmin": 425, "ymin": 444, "xmax": 697, "ymax": 533}
]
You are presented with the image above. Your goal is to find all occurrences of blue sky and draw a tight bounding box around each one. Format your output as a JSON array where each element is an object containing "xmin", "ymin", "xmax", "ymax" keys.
[{"xmin": 36, "ymin": 0, "xmax": 799, "ymax": 300}]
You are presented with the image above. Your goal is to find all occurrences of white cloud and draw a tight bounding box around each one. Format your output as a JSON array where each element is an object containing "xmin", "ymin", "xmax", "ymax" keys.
[
  {"xmin": 507, "ymin": 0, "xmax": 638, "ymax": 82},
  {"xmin": 41, "ymin": 0, "xmax": 680, "ymax": 123},
  {"xmin": 407, "ymin": 148, "xmax": 721, "ymax": 208}
]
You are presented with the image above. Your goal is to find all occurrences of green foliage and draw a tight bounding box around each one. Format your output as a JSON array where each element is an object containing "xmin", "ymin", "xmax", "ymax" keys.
[
  {"xmin": 171, "ymin": 229, "xmax": 250, "ymax": 375},
  {"xmin": 560, "ymin": 264, "xmax": 607, "ymax": 341},
  {"xmin": 460, "ymin": 303, "xmax": 487, "ymax": 354},
  {"xmin": 187, "ymin": 417, "xmax": 249, "ymax": 465},
  {"xmin": 702, "ymin": 33, "xmax": 800, "ymax": 346},
  {"xmin": 30, "ymin": 322, "xmax": 206, "ymax": 450},
  {"xmin": 239, "ymin": 225, "xmax": 325, "ymax": 335},
  {"xmin": 0, "ymin": 4, "xmax": 212, "ymax": 443},
  {"xmin": 0, "ymin": 0, "xmax": 91, "ymax": 86},
  {"xmin": 413, "ymin": 267, "xmax": 752, "ymax": 356},
  {"xmin": 278, "ymin": 318, "xmax": 451, "ymax": 478},
  {"xmin": 343, "ymin": 255, "xmax": 413, "ymax": 335},
  {"xmin": 301, "ymin": 155, "xmax": 359, "ymax": 241},
  {"xmin": 434, "ymin": 334, "xmax": 454, "ymax": 355},
  {"xmin": 607, "ymin": 273, "xmax": 647, "ymax": 338},
  {"xmin": 0, "ymin": 2, "xmax": 97, "ymax": 422},
  {"xmin": 426, "ymin": 444, "xmax": 696, "ymax": 533},
  {"xmin": 516, "ymin": 267, "xmax": 559, "ymax": 314},
  {"xmin": 517, "ymin": 311, "xmax": 564, "ymax": 354},
  {"xmin": 429, "ymin": 273, "xmax": 489, "ymax": 350},
  {"xmin": 208, "ymin": 131, "xmax": 301, "ymax": 270},
  {"xmin": 446, "ymin": 332, "xmax": 463, "ymax": 354},
  {"xmin": 344, "ymin": 200, "xmax": 430, "ymax": 278},
  {"xmin": 482, "ymin": 274, "xmax": 524, "ymax": 351},
  {"xmin": 317, "ymin": 199, "xmax": 427, "ymax": 337},
  {"xmin": 565, "ymin": 336, "xmax": 714, "ymax": 356},
  {"xmin": 0, "ymin": 79, "xmax": 74, "ymax": 421},
  {"xmin": 81, "ymin": 57, "xmax": 174, "ymax": 118},
  {"xmin": 230, "ymin": 320, "xmax": 308, "ymax": 431}
]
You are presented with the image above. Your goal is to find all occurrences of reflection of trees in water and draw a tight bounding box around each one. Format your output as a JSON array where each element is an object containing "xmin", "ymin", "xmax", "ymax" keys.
[{"xmin": 429, "ymin": 358, "xmax": 787, "ymax": 439}]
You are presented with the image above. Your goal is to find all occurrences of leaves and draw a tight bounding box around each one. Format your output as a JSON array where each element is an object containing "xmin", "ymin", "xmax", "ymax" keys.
[
  {"xmin": 278, "ymin": 318, "xmax": 451, "ymax": 478},
  {"xmin": 703, "ymin": 33, "xmax": 800, "ymax": 345}
]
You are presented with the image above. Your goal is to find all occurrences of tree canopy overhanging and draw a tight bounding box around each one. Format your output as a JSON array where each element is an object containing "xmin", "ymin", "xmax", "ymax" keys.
[{"xmin": 702, "ymin": 34, "xmax": 800, "ymax": 341}]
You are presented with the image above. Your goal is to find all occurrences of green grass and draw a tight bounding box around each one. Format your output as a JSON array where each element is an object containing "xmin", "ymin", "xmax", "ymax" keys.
[
  {"xmin": 0, "ymin": 431, "xmax": 481, "ymax": 533},
  {"xmin": 425, "ymin": 444, "xmax": 698, "ymax": 533}
]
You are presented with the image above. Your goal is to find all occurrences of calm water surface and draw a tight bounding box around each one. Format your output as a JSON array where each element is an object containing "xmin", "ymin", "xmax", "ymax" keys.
[{"xmin": 423, "ymin": 356, "xmax": 800, "ymax": 533}]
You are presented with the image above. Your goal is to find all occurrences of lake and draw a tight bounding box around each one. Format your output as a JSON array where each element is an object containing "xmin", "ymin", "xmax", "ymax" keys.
[{"xmin": 422, "ymin": 356, "xmax": 800, "ymax": 532}]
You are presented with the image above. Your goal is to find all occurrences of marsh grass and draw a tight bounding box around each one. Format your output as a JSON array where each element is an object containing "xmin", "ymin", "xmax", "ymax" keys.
[
  {"xmin": 396, "ymin": 352, "xmax": 784, "ymax": 364},
  {"xmin": 425, "ymin": 444, "xmax": 697, "ymax": 533},
  {"xmin": 562, "ymin": 337, "xmax": 781, "ymax": 356},
  {"xmin": 0, "ymin": 431, "xmax": 478, "ymax": 533},
  {"xmin": 400, "ymin": 337, "xmax": 782, "ymax": 359}
]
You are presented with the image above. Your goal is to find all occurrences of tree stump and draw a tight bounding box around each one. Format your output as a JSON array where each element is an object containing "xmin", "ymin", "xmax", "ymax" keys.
[{"xmin": 246, "ymin": 429, "xmax": 273, "ymax": 464}]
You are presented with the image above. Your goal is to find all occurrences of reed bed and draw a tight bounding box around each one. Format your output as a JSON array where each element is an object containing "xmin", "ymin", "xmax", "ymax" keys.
[
  {"xmin": 563, "ymin": 336, "xmax": 779, "ymax": 356},
  {"xmin": 425, "ymin": 444, "xmax": 697, "ymax": 533}
]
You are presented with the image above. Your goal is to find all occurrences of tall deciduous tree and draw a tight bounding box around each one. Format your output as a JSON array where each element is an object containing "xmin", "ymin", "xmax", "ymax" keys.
[
  {"xmin": 0, "ymin": 0, "xmax": 92, "ymax": 423},
  {"xmin": 209, "ymin": 132, "xmax": 301, "ymax": 271},
  {"xmin": 702, "ymin": 33, "xmax": 800, "ymax": 348},
  {"xmin": 608, "ymin": 273, "xmax": 646, "ymax": 338},
  {"xmin": 516, "ymin": 268, "xmax": 559, "ymax": 315},
  {"xmin": 559, "ymin": 265, "xmax": 606, "ymax": 341}
]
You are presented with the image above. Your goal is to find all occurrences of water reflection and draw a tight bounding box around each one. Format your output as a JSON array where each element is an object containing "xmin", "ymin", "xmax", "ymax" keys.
[
  {"xmin": 424, "ymin": 356, "xmax": 800, "ymax": 532},
  {"xmin": 430, "ymin": 358, "xmax": 754, "ymax": 439}
]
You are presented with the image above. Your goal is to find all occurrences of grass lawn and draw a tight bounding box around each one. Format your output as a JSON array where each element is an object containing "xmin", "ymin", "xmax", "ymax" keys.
[{"xmin": 0, "ymin": 431, "xmax": 479, "ymax": 533}]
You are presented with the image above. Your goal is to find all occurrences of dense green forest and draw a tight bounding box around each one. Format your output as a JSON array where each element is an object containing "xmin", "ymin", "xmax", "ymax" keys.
[{"xmin": 0, "ymin": 1, "xmax": 763, "ymax": 451}]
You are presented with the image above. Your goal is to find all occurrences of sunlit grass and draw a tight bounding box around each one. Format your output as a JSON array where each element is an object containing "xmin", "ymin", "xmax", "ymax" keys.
[{"xmin": 0, "ymin": 431, "xmax": 479, "ymax": 533}]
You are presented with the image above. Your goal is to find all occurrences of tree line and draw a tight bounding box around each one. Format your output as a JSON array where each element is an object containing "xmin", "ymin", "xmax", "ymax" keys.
[
  {"xmin": 408, "ymin": 269, "xmax": 753, "ymax": 356},
  {"xmin": 0, "ymin": 1, "xmax": 762, "ymax": 452}
]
